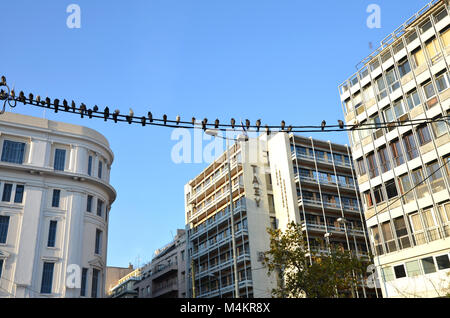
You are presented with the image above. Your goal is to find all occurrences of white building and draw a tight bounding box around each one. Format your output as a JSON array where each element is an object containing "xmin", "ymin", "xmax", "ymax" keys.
[
  {"xmin": 339, "ymin": 0, "xmax": 450, "ymax": 298},
  {"xmin": 0, "ymin": 112, "xmax": 116, "ymax": 298}
]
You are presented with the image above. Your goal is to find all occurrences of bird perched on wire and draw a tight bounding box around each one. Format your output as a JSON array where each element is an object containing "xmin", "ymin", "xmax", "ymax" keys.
[
  {"xmin": 231, "ymin": 118, "xmax": 236, "ymax": 129},
  {"xmin": 265, "ymin": 125, "xmax": 270, "ymax": 136},
  {"xmin": 18, "ymin": 91, "xmax": 26, "ymax": 104},
  {"xmin": 29, "ymin": 93, "xmax": 34, "ymax": 105},
  {"xmin": 288, "ymin": 125, "xmax": 293, "ymax": 133},
  {"xmin": 80, "ymin": 103, "xmax": 87, "ymax": 118},
  {"xmin": 245, "ymin": 119, "xmax": 250, "ymax": 130},
  {"xmin": 163, "ymin": 114, "xmax": 168, "ymax": 125},
  {"xmin": 176, "ymin": 115, "xmax": 181, "ymax": 125},
  {"xmin": 141, "ymin": 116, "xmax": 146, "ymax": 126},
  {"xmin": 321, "ymin": 120, "xmax": 326, "ymax": 131},
  {"xmin": 215, "ymin": 118, "xmax": 220, "ymax": 129},
  {"xmin": 63, "ymin": 99, "xmax": 69, "ymax": 111},
  {"xmin": 127, "ymin": 108, "xmax": 134, "ymax": 124},
  {"xmin": 53, "ymin": 99, "xmax": 60, "ymax": 113},
  {"xmin": 71, "ymin": 101, "xmax": 76, "ymax": 112},
  {"xmin": 191, "ymin": 117, "xmax": 196, "ymax": 125},
  {"xmin": 1, "ymin": 76, "xmax": 6, "ymax": 86},
  {"xmin": 202, "ymin": 119, "xmax": 207, "ymax": 131},
  {"xmin": 338, "ymin": 120, "xmax": 345, "ymax": 129},
  {"xmin": 148, "ymin": 112, "xmax": 153, "ymax": 123},
  {"xmin": 36, "ymin": 95, "xmax": 41, "ymax": 105},
  {"xmin": 93, "ymin": 105, "xmax": 99, "ymax": 112},
  {"xmin": 87, "ymin": 108, "xmax": 93, "ymax": 118},
  {"xmin": 45, "ymin": 97, "xmax": 51, "ymax": 108},
  {"xmin": 103, "ymin": 107, "xmax": 110, "ymax": 121},
  {"xmin": 113, "ymin": 109, "xmax": 120, "ymax": 123},
  {"xmin": 256, "ymin": 119, "xmax": 261, "ymax": 132},
  {"xmin": 281, "ymin": 120, "xmax": 286, "ymax": 131}
]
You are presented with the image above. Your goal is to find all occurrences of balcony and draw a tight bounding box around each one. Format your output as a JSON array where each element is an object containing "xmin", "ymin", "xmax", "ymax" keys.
[
  {"xmin": 302, "ymin": 221, "xmax": 366, "ymax": 237},
  {"xmin": 188, "ymin": 159, "xmax": 241, "ymax": 204},
  {"xmin": 295, "ymin": 174, "xmax": 355, "ymax": 190},
  {"xmin": 298, "ymin": 198, "xmax": 360, "ymax": 213},
  {"xmin": 190, "ymin": 203, "xmax": 247, "ymax": 240},
  {"xmin": 189, "ymin": 181, "xmax": 244, "ymax": 221},
  {"xmin": 151, "ymin": 262, "xmax": 178, "ymax": 281},
  {"xmin": 197, "ymin": 280, "xmax": 253, "ymax": 298},
  {"xmin": 191, "ymin": 227, "xmax": 249, "ymax": 259},
  {"xmin": 152, "ymin": 281, "xmax": 178, "ymax": 298},
  {"xmin": 291, "ymin": 151, "xmax": 352, "ymax": 169},
  {"xmin": 196, "ymin": 253, "xmax": 251, "ymax": 279}
]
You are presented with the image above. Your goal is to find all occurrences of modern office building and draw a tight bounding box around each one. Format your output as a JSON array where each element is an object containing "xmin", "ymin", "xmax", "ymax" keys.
[
  {"xmin": 0, "ymin": 112, "xmax": 116, "ymax": 298},
  {"xmin": 134, "ymin": 229, "xmax": 187, "ymax": 298},
  {"xmin": 339, "ymin": 0, "xmax": 450, "ymax": 297},
  {"xmin": 184, "ymin": 132, "xmax": 372, "ymax": 298}
]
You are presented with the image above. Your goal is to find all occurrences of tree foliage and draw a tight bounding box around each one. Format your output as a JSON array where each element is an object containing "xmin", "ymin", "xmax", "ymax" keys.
[{"xmin": 263, "ymin": 222, "xmax": 369, "ymax": 298}]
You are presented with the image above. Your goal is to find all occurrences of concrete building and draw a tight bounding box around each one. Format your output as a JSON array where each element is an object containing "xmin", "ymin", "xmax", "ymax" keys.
[
  {"xmin": 184, "ymin": 133, "xmax": 372, "ymax": 298},
  {"xmin": 339, "ymin": 0, "xmax": 450, "ymax": 297},
  {"xmin": 0, "ymin": 112, "xmax": 116, "ymax": 298},
  {"xmin": 134, "ymin": 229, "xmax": 187, "ymax": 298},
  {"xmin": 105, "ymin": 264, "xmax": 134, "ymax": 296},
  {"xmin": 108, "ymin": 267, "xmax": 141, "ymax": 298}
]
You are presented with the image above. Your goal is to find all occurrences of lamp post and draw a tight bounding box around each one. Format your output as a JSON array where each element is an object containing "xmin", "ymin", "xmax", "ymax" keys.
[{"xmin": 205, "ymin": 129, "xmax": 247, "ymax": 298}]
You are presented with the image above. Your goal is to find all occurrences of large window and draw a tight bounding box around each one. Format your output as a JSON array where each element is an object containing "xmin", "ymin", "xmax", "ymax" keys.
[
  {"xmin": 410, "ymin": 213, "xmax": 426, "ymax": 245},
  {"xmin": 98, "ymin": 161, "xmax": 103, "ymax": 179},
  {"xmin": 427, "ymin": 161, "xmax": 445, "ymax": 193},
  {"xmin": 385, "ymin": 180, "xmax": 398, "ymax": 199},
  {"xmin": 399, "ymin": 174, "xmax": 414, "ymax": 203},
  {"xmin": 87, "ymin": 195, "xmax": 93, "ymax": 212},
  {"xmin": 390, "ymin": 139, "xmax": 404, "ymax": 166},
  {"xmin": 398, "ymin": 58, "xmax": 411, "ymax": 78},
  {"xmin": 2, "ymin": 184, "xmax": 12, "ymax": 202},
  {"xmin": 91, "ymin": 268, "xmax": 100, "ymax": 298},
  {"xmin": 421, "ymin": 257, "xmax": 436, "ymax": 274},
  {"xmin": 382, "ymin": 221, "xmax": 396, "ymax": 253},
  {"xmin": 53, "ymin": 149, "xmax": 66, "ymax": 171},
  {"xmin": 87, "ymin": 156, "xmax": 93, "ymax": 176},
  {"xmin": 403, "ymin": 132, "xmax": 418, "ymax": 160},
  {"xmin": 394, "ymin": 265, "xmax": 407, "ymax": 279},
  {"xmin": 95, "ymin": 229, "xmax": 102, "ymax": 255},
  {"xmin": 97, "ymin": 199, "xmax": 103, "ymax": 217},
  {"xmin": 1, "ymin": 140, "xmax": 25, "ymax": 164},
  {"xmin": 423, "ymin": 81, "xmax": 438, "ymax": 108},
  {"xmin": 80, "ymin": 268, "xmax": 88, "ymax": 297},
  {"xmin": 47, "ymin": 221, "xmax": 57, "ymax": 248},
  {"xmin": 435, "ymin": 72, "xmax": 450, "ymax": 93},
  {"xmin": 425, "ymin": 37, "xmax": 441, "ymax": 63},
  {"xmin": 40, "ymin": 262, "xmax": 55, "ymax": 294},
  {"xmin": 431, "ymin": 116, "xmax": 449, "ymax": 137},
  {"xmin": 14, "ymin": 185, "xmax": 24, "ymax": 203},
  {"xmin": 417, "ymin": 125, "xmax": 432, "ymax": 146},
  {"xmin": 386, "ymin": 68, "xmax": 400, "ymax": 93},
  {"xmin": 440, "ymin": 26, "xmax": 450, "ymax": 47},
  {"xmin": 378, "ymin": 146, "xmax": 390, "ymax": 173},
  {"xmin": 52, "ymin": 189, "xmax": 61, "ymax": 208},
  {"xmin": 373, "ymin": 186, "xmax": 385, "ymax": 204},
  {"xmin": 412, "ymin": 47, "xmax": 426, "ymax": 68},
  {"xmin": 357, "ymin": 158, "xmax": 366, "ymax": 176},
  {"xmin": 394, "ymin": 216, "xmax": 411, "ymax": 249},
  {"xmin": 0, "ymin": 216, "xmax": 10, "ymax": 244},
  {"xmin": 405, "ymin": 89, "xmax": 421, "ymax": 110},
  {"xmin": 366, "ymin": 153, "xmax": 379, "ymax": 178},
  {"xmin": 364, "ymin": 191, "xmax": 373, "ymax": 208},
  {"xmin": 375, "ymin": 76, "xmax": 388, "ymax": 101}
]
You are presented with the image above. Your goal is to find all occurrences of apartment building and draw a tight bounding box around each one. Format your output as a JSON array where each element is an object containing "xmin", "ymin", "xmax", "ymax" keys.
[
  {"xmin": 134, "ymin": 229, "xmax": 187, "ymax": 298},
  {"xmin": 339, "ymin": 0, "xmax": 450, "ymax": 297},
  {"xmin": 184, "ymin": 132, "xmax": 372, "ymax": 298},
  {"xmin": 108, "ymin": 267, "xmax": 141, "ymax": 298},
  {"xmin": 0, "ymin": 112, "xmax": 116, "ymax": 298}
]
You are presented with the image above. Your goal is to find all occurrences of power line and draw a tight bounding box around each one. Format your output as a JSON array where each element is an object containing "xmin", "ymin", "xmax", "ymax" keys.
[{"xmin": 0, "ymin": 75, "xmax": 449, "ymax": 134}]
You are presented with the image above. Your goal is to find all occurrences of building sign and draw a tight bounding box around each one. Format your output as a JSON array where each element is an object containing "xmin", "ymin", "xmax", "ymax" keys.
[{"xmin": 251, "ymin": 165, "xmax": 261, "ymax": 207}]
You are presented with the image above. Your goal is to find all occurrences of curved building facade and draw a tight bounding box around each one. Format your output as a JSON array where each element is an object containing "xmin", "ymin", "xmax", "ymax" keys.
[{"xmin": 0, "ymin": 112, "xmax": 116, "ymax": 298}]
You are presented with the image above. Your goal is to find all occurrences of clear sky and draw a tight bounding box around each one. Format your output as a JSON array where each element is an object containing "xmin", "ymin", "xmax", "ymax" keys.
[{"xmin": 0, "ymin": 0, "xmax": 429, "ymax": 267}]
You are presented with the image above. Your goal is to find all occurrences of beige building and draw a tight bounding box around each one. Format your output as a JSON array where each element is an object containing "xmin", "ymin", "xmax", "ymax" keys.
[
  {"xmin": 339, "ymin": 0, "xmax": 450, "ymax": 297},
  {"xmin": 0, "ymin": 112, "xmax": 116, "ymax": 298},
  {"xmin": 105, "ymin": 264, "xmax": 134, "ymax": 296},
  {"xmin": 184, "ymin": 132, "xmax": 373, "ymax": 298}
]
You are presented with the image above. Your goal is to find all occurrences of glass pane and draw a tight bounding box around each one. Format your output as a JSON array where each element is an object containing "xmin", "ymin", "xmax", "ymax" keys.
[
  {"xmin": 421, "ymin": 257, "xmax": 436, "ymax": 274},
  {"xmin": 436, "ymin": 255, "xmax": 450, "ymax": 270},
  {"xmin": 405, "ymin": 260, "xmax": 421, "ymax": 277}
]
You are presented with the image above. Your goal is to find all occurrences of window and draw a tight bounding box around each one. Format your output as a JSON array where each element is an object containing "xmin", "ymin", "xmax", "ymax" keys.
[
  {"xmin": 40, "ymin": 262, "xmax": 55, "ymax": 294},
  {"xmin": 375, "ymin": 76, "xmax": 388, "ymax": 101},
  {"xmin": 432, "ymin": 117, "xmax": 449, "ymax": 137},
  {"xmin": 52, "ymin": 189, "xmax": 61, "ymax": 208},
  {"xmin": 382, "ymin": 267, "xmax": 395, "ymax": 281},
  {"xmin": 1, "ymin": 140, "xmax": 25, "ymax": 164},
  {"xmin": 423, "ymin": 81, "xmax": 438, "ymax": 108},
  {"xmin": 14, "ymin": 185, "xmax": 24, "ymax": 203},
  {"xmin": 378, "ymin": 146, "xmax": 390, "ymax": 173},
  {"xmin": 398, "ymin": 58, "xmax": 411, "ymax": 77},
  {"xmin": 386, "ymin": 68, "xmax": 400, "ymax": 93},
  {"xmin": 412, "ymin": 47, "xmax": 425, "ymax": 68},
  {"xmin": 410, "ymin": 213, "xmax": 426, "ymax": 245},
  {"xmin": 98, "ymin": 161, "xmax": 103, "ymax": 179},
  {"xmin": 95, "ymin": 229, "xmax": 102, "ymax": 255},
  {"xmin": 440, "ymin": 26, "xmax": 450, "ymax": 47},
  {"xmin": 386, "ymin": 180, "xmax": 398, "ymax": 199},
  {"xmin": 436, "ymin": 254, "xmax": 450, "ymax": 270},
  {"xmin": 53, "ymin": 149, "xmax": 66, "ymax": 171},
  {"xmin": 394, "ymin": 265, "xmax": 407, "ymax": 279},
  {"xmin": 91, "ymin": 268, "xmax": 100, "ymax": 298},
  {"xmin": 405, "ymin": 261, "xmax": 421, "ymax": 277},
  {"xmin": 435, "ymin": 72, "xmax": 450, "ymax": 93},
  {"xmin": 405, "ymin": 89, "xmax": 421, "ymax": 110},
  {"xmin": 0, "ymin": 216, "xmax": 10, "ymax": 244},
  {"xmin": 80, "ymin": 268, "xmax": 88, "ymax": 297},
  {"xmin": 373, "ymin": 186, "xmax": 384, "ymax": 204},
  {"xmin": 381, "ymin": 51, "xmax": 391, "ymax": 63},
  {"xmin": 364, "ymin": 191, "xmax": 373, "ymax": 207},
  {"xmin": 97, "ymin": 199, "xmax": 103, "ymax": 217},
  {"xmin": 393, "ymin": 100, "xmax": 406, "ymax": 119},
  {"xmin": 390, "ymin": 139, "xmax": 404, "ymax": 166},
  {"xmin": 371, "ymin": 114, "xmax": 383, "ymax": 139},
  {"xmin": 425, "ymin": 37, "xmax": 441, "ymax": 63},
  {"xmin": 47, "ymin": 221, "xmax": 57, "ymax": 247},
  {"xmin": 382, "ymin": 221, "xmax": 396, "ymax": 253},
  {"xmin": 87, "ymin": 195, "xmax": 93, "ymax": 212},
  {"xmin": 366, "ymin": 153, "xmax": 379, "ymax": 178},
  {"xmin": 2, "ymin": 184, "xmax": 12, "ymax": 202},
  {"xmin": 406, "ymin": 31, "xmax": 418, "ymax": 44},
  {"xmin": 435, "ymin": 8, "xmax": 448, "ymax": 23},
  {"xmin": 420, "ymin": 19, "xmax": 432, "ymax": 34},
  {"xmin": 417, "ymin": 125, "xmax": 432, "ymax": 146},
  {"xmin": 421, "ymin": 257, "xmax": 436, "ymax": 274},
  {"xmin": 357, "ymin": 158, "xmax": 366, "ymax": 175},
  {"xmin": 362, "ymin": 85, "xmax": 375, "ymax": 102},
  {"xmin": 394, "ymin": 216, "xmax": 410, "ymax": 249},
  {"xmin": 394, "ymin": 41, "xmax": 404, "ymax": 54},
  {"xmin": 399, "ymin": 174, "xmax": 414, "ymax": 203},
  {"xmin": 403, "ymin": 133, "xmax": 418, "ymax": 160},
  {"xmin": 87, "ymin": 156, "xmax": 93, "ymax": 176}
]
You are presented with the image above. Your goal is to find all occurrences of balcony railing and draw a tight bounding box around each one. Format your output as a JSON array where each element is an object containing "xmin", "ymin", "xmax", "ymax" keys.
[
  {"xmin": 191, "ymin": 228, "xmax": 248, "ymax": 259},
  {"xmin": 291, "ymin": 151, "xmax": 352, "ymax": 168}
]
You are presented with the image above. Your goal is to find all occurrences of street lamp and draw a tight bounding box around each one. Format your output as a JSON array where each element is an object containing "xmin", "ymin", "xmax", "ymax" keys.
[{"xmin": 205, "ymin": 129, "xmax": 247, "ymax": 298}]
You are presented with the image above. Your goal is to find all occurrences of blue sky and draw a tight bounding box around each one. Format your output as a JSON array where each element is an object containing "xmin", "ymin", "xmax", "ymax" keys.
[{"xmin": 0, "ymin": 0, "xmax": 428, "ymax": 267}]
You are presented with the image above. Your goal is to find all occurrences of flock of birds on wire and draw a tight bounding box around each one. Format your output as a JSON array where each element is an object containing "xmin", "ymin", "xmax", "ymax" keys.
[{"xmin": 0, "ymin": 75, "xmax": 348, "ymax": 134}]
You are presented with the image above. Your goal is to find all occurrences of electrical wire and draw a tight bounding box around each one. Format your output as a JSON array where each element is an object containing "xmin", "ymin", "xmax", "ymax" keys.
[{"xmin": 1, "ymin": 79, "xmax": 449, "ymax": 134}]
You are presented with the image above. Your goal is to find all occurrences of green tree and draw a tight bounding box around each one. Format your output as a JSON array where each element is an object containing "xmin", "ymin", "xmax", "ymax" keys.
[{"xmin": 263, "ymin": 222, "xmax": 369, "ymax": 298}]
